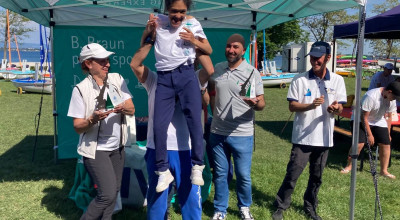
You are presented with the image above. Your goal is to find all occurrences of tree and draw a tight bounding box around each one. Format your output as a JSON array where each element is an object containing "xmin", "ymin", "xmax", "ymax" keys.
[
  {"xmin": 300, "ymin": 10, "xmax": 358, "ymax": 42},
  {"xmin": 368, "ymin": 0, "xmax": 400, "ymax": 58},
  {"xmin": 0, "ymin": 9, "xmax": 35, "ymax": 60},
  {"xmin": 257, "ymin": 20, "xmax": 308, "ymax": 61}
]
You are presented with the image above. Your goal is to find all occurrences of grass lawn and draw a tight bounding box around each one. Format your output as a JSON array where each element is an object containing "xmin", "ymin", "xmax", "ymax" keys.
[{"xmin": 0, "ymin": 76, "xmax": 399, "ymax": 220}]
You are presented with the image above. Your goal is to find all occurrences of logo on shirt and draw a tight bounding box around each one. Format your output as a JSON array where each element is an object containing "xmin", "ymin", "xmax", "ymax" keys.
[
  {"xmin": 325, "ymin": 87, "xmax": 336, "ymax": 95},
  {"xmin": 305, "ymin": 88, "xmax": 311, "ymax": 96}
]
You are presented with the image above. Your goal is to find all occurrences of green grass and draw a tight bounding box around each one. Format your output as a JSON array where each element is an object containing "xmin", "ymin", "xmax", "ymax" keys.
[{"xmin": 0, "ymin": 76, "xmax": 399, "ymax": 220}]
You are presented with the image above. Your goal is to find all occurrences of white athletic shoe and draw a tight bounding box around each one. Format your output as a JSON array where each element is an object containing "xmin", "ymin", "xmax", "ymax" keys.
[
  {"xmin": 155, "ymin": 169, "xmax": 174, "ymax": 193},
  {"xmin": 211, "ymin": 212, "xmax": 226, "ymax": 220},
  {"xmin": 240, "ymin": 207, "xmax": 254, "ymax": 220},
  {"xmin": 190, "ymin": 165, "xmax": 205, "ymax": 186}
]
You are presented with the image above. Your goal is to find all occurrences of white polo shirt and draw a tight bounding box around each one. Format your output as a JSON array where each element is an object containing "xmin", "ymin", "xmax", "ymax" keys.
[
  {"xmin": 287, "ymin": 69, "xmax": 347, "ymax": 147},
  {"xmin": 154, "ymin": 14, "xmax": 207, "ymax": 71},
  {"xmin": 360, "ymin": 88, "xmax": 397, "ymax": 128}
]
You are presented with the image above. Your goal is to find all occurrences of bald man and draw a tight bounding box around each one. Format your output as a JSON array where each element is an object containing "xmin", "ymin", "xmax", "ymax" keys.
[{"xmin": 208, "ymin": 34, "xmax": 265, "ymax": 220}]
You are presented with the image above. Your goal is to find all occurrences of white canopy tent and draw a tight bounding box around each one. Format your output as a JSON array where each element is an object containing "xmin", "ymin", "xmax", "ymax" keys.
[{"xmin": 0, "ymin": 1, "xmax": 368, "ymax": 219}]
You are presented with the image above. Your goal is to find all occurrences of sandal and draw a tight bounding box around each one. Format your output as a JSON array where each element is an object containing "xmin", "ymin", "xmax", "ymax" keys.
[
  {"xmin": 340, "ymin": 168, "xmax": 351, "ymax": 174},
  {"xmin": 380, "ymin": 173, "xmax": 396, "ymax": 179}
]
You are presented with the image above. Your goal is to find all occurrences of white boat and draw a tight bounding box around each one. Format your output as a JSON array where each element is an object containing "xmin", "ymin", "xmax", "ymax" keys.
[
  {"xmin": 377, "ymin": 59, "xmax": 400, "ymax": 68},
  {"xmin": 261, "ymin": 73, "xmax": 297, "ymax": 88},
  {"xmin": 11, "ymin": 77, "xmax": 52, "ymax": 94},
  {"xmin": 1, "ymin": 70, "xmax": 35, "ymax": 80}
]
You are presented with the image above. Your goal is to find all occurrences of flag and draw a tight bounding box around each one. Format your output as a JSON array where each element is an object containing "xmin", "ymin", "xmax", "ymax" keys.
[{"xmin": 39, "ymin": 25, "xmax": 45, "ymax": 73}]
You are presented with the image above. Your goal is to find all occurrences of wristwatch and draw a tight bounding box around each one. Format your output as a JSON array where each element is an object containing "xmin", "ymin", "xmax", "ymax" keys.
[
  {"xmin": 144, "ymin": 36, "xmax": 155, "ymax": 45},
  {"xmin": 201, "ymin": 88, "xmax": 207, "ymax": 95}
]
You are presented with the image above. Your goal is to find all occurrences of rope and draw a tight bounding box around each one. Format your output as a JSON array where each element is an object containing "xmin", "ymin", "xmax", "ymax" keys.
[{"xmin": 361, "ymin": 120, "xmax": 383, "ymax": 220}]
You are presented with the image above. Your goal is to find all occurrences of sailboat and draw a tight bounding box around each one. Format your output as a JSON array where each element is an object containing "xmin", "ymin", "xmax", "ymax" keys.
[
  {"xmin": 0, "ymin": 10, "xmax": 35, "ymax": 80},
  {"xmin": 11, "ymin": 25, "xmax": 52, "ymax": 94}
]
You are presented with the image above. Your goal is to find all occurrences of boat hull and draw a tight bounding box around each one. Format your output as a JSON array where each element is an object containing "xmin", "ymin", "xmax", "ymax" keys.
[
  {"xmin": 377, "ymin": 59, "xmax": 400, "ymax": 68},
  {"xmin": 261, "ymin": 73, "xmax": 297, "ymax": 87},
  {"xmin": 11, "ymin": 78, "xmax": 52, "ymax": 94}
]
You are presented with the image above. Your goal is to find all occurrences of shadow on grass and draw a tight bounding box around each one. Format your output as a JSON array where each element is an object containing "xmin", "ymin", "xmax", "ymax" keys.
[
  {"xmin": 255, "ymin": 120, "xmax": 293, "ymax": 142},
  {"xmin": 0, "ymin": 135, "xmax": 83, "ymax": 219}
]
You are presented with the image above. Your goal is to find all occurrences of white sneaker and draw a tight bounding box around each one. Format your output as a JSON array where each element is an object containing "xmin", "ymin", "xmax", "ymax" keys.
[
  {"xmin": 240, "ymin": 207, "xmax": 254, "ymax": 220},
  {"xmin": 155, "ymin": 169, "xmax": 174, "ymax": 193},
  {"xmin": 211, "ymin": 212, "xmax": 226, "ymax": 220},
  {"xmin": 190, "ymin": 165, "xmax": 205, "ymax": 186}
]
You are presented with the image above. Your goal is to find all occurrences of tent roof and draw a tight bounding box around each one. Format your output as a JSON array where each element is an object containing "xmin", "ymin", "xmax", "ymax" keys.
[
  {"xmin": 334, "ymin": 4, "xmax": 400, "ymax": 39},
  {"xmin": 1, "ymin": 0, "xmax": 362, "ymax": 31}
]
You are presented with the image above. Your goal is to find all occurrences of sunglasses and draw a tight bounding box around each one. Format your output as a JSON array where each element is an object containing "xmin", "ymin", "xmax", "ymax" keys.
[{"xmin": 92, "ymin": 58, "xmax": 110, "ymax": 66}]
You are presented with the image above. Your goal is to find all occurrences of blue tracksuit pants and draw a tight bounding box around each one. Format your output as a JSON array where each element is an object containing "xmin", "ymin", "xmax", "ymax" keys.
[
  {"xmin": 154, "ymin": 65, "xmax": 204, "ymax": 171},
  {"xmin": 145, "ymin": 149, "xmax": 202, "ymax": 220}
]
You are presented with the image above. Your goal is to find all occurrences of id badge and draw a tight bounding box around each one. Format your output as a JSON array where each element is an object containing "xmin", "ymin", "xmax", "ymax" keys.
[{"xmin": 108, "ymin": 85, "xmax": 124, "ymax": 106}]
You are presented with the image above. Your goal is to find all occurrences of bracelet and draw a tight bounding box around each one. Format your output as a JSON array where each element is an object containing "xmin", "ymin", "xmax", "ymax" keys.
[{"xmin": 88, "ymin": 118, "xmax": 93, "ymax": 125}]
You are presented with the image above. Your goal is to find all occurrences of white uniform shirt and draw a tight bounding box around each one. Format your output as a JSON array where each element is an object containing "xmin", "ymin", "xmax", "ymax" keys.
[
  {"xmin": 361, "ymin": 88, "xmax": 397, "ymax": 128},
  {"xmin": 154, "ymin": 14, "xmax": 207, "ymax": 71},
  {"xmin": 143, "ymin": 70, "xmax": 191, "ymax": 151},
  {"xmin": 68, "ymin": 80, "xmax": 132, "ymax": 151},
  {"xmin": 287, "ymin": 69, "xmax": 347, "ymax": 147}
]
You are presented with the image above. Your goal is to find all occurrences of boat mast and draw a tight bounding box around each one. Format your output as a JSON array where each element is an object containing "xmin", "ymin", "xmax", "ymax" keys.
[{"xmin": 7, "ymin": 9, "xmax": 12, "ymax": 67}]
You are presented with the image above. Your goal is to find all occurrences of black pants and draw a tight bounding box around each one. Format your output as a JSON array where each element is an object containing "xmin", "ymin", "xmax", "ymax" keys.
[
  {"xmin": 81, "ymin": 148, "xmax": 125, "ymax": 220},
  {"xmin": 274, "ymin": 144, "xmax": 329, "ymax": 211}
]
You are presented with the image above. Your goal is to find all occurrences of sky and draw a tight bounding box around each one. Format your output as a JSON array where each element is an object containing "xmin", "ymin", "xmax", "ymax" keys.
[{"xmin": 6, "ymin": 0, "xmax": 393, "ymax": 54}]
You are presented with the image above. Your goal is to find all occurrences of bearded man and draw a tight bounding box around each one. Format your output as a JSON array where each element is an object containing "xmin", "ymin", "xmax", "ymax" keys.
[{"xmin": 208, "ymin": 33, "xmax": 265, "ymax": 220}]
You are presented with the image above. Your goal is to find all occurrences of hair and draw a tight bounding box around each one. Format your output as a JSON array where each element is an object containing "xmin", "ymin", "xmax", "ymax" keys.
[
  {"xmin": 81, "ymin": 60, "xmax": 90, "ymax": 73},
  {"xmin": 165, "ymin": 0, "xmax": 192, "ymax": 11}
]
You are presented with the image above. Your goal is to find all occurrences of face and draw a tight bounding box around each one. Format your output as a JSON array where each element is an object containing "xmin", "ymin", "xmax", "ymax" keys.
[
  {"xmin": 168, "ymin": 0, "xmax": 187, "ymax": 28},
  {"xmin": 225, "ymin": 42, "xmax": 245, "ymax": 64},
  {"xmin": 383, "ymin": 67, "xmax": 392, "ymax": 76},
  {"xmin": 384, "ymin": 90, "xmax": 399, "ymax": 101},
  {"xmin": 310, "ymin": 54, "xmax": 330, "ymax": 74},
  {"xmin": 85, "ymin": 58, "xmax": 110, "ymax": 76}
]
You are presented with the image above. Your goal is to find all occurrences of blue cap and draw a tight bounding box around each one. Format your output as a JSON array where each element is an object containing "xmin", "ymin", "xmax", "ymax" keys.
[{"xmin": 307, "ymin": 41, "xmax": 331, "ymax": 58}]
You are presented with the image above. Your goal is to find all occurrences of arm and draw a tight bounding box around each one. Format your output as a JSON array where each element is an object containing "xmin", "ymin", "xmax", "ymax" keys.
[
  {"xmin": 73, "ymin": 110, "xmax": 113, "ymax": 134},
  {"xmin": 362, "ymin": 111, "xmax": 375, "ymax": 146},
  {"xmin": 113, "ymin": 99, "xmax": 135, "ymax": 116},
  {"xmin": 289, "ymin": 95, "xmax": 325, "ymax": 112},
  {"xmin": 386, "ymin": 112, "xmax": 393, "ymax": 141},
  {"xmin": 209, "ymin": 79, "xmax": 216, "ymax": 115},
  {"xmin": 243, "ymin": 94, "xmax": 265, "ymax": 111},
  {"xmin": 180, "ymin": 28, "xmax": 212, "ymax": 55}
]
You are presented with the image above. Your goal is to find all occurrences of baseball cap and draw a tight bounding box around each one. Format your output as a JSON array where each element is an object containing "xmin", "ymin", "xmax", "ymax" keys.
[
  {"xmin": 79, "ymin": 43, "xmax": 115, "ymax": 62},
  {"xmin": 386, "ymin": 81, "xmax": 400, "ymax": 101},
  {"xmin": 384, "ymin": 63, "xmax": 394, "ymax": 70},
  {"xmin": 306, "ymin": 41, "xmax": 331, "ymax": 58}
]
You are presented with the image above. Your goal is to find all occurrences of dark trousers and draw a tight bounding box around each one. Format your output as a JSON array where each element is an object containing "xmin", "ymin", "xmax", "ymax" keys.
[
  {"xmin": 81, "ymin": 148, "xmax": 125, "ymax": 220},
  {"xmin": 274, "ymin": 144, "xmax": 329, "ymax": 211},
  {"xmin": 154, "ymin": 65, "xmax": 204, "ymax": 171}
]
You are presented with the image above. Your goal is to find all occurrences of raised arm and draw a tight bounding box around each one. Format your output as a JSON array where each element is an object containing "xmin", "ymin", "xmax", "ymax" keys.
[{"xmin": 130, "ymin": 16, "xmax": 156, "ymax": 83}]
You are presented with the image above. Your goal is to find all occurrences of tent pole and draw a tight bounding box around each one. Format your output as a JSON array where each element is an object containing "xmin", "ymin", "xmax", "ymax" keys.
[
  {"xmin": 49, "ymin": 9, "xmax": 58, "ymax": 164},
  {"xmin": 349, "ymin": 3, "xmax": 366, "ymax": 220}
]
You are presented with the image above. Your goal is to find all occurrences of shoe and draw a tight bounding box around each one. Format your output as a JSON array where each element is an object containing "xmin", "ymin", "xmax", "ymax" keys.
[
  {"xmin": 304, "ymin": 207, "xmax": 322, "ymax": 220},
  {"xmin": 380, "ymin": 173, "xmax": 396, "ymax": 179},
  {"xmin": 191, "ymin": 165, "xmax": 205, "ymax": 186},
  {"xmin": 211, "ymin": 212, "xmax": 226, "ymax": 220},
  {"xmin": 340, "ymin": 168, "xmax": 351, "ymax": 174},
  {"xmin": 240, "ymin": 207, "xmax": 254, "ymax": 220},
  {"xmin": 272, "ymin": 209, "xmax": 283, "ymax": 220},
  {"xmin": 155, "ymin": 169, "xmax": 174, "ymax": 193}
]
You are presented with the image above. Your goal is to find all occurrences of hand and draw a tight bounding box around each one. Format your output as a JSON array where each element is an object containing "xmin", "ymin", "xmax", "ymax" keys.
[
  {"xmin": 243, "ymin": 97, "xmax": 259, "ymax": 108},
  {"xmin": 113, "ymin": 102, "xmax": 126, "ymax": 114},
  {"xmin": 311, "ymin": 95, "xmax": 324, "ymax": 109},
  {"xmin": 367, "ymin": 135, "xmax": 375, "ymax": 146},
  {"xmin": 91, "ymin": 109, "xmax": 113, "ymax": 123},
  {"xmin": 327, "ymin": 100, "xmax": 339, "ymax": 113},
  {"xmin": 179, "ymin": 27, "xmax": 195, "ymax": 45},
  {"xmin": 145, "ymin": 14, "xmax": 158, "ymax": 37}
]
